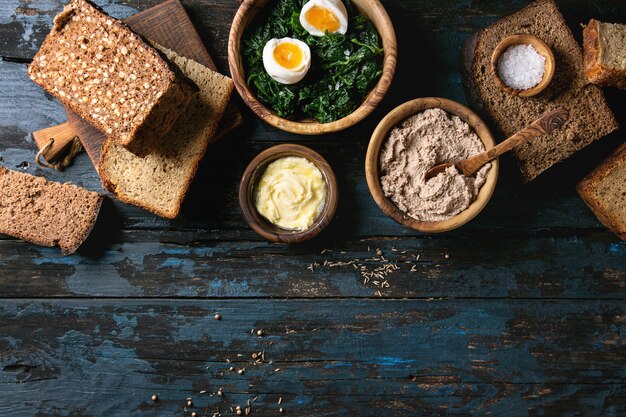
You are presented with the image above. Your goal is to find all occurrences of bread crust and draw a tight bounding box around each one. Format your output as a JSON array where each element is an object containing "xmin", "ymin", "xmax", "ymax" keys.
[
  {"xmin": 583, "ymin": 19, "xmax": 626, "ymax": 90},
  {"xmin": 577, "ymin": 142, "xmax": 626, "ymax": 240}
]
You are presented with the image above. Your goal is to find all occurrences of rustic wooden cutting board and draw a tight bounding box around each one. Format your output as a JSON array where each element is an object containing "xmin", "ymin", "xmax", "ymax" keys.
[{"xmin": 33, "ymin": 0, "xmax": 242, "ymax": 168}]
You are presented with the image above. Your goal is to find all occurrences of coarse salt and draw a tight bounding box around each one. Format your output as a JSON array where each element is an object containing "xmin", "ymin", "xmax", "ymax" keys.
[{"xmin": 497, "ymin": 44, "xmax": 546, "ymax": 90}]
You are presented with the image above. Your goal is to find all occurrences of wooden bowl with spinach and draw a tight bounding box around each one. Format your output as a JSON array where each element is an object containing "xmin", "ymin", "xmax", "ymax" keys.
[{"xmin": 228, "ymin": 0, "xmax": 397, "ymax": 134}]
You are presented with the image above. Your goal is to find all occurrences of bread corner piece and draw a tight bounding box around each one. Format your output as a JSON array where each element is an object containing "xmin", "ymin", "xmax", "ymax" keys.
[
  {"xmin": 98, "ymin": 44, "xmax": 234, "ymax": 219},
  {"xmin": 583, "ymin": 19, "xmax": 626, "ymax": 90},
  {"xmin": 27, "ymin": 0, "xmax": 196, "ymax": 157},
  {"xmin": 462, "ymin": 0, "xmax": 619, "ymax": 182},
  {"xmin": 0, "ymin": 167, "xmax": 104, "ymax": 255},
  {"xmin": 577, "ymin": 142, "xmax": 626, "ymax": 241}
]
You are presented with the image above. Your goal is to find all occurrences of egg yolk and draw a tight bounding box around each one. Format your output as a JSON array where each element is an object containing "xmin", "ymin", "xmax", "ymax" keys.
[
  {"xmin": 273, "ymin": 42, "xmax": 304, "ymax": 69},
  {"xmin": 305, "ymin": 6, "xmax": 340, "ymax": 32}
]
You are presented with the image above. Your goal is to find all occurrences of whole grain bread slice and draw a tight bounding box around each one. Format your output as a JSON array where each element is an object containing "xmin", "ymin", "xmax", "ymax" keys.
[
  {"xmin": 98, "ymin": 45, "xmax": 234, "ymax": 219},
  {"xmin": 583, "ymin": 19, "xmax": 626, "ymax": 90},
  {"xmin": 577, "ymin": 142, "xmax": 626, "ymax": 241},
  {"xmin": 0, "ymin": 167, "xmax": 103, "ymax": 254},
  {"xmin": 461, "ymin": 0, "xmax": 619, "ymax": 182},
  {"xmin": 28, "ymin": 0, "xmax": 196, "ymax": 156}
]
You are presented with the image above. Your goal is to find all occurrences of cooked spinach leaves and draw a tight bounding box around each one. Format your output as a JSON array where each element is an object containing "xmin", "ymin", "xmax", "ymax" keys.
[{"xmin": 242, "ymin": 0, "xmax": 383, "ymax": 123}]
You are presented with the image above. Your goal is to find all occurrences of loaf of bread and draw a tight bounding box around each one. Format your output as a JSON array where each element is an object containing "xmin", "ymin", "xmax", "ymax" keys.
[
  {"xmin": 99, "ymin": 45, "xmax": 234, "ymax": 219},
  {"xmin": 577, "ymin": 142, "xmax": 626, "ymax": 241},
  {"xmin": 583, "ymin": 19, "xmax": 626, "ymax": 90},
  {"xmin": 462, "ymin": 0, "xmax": 619, "ymax": 182},
  {"xmin": 28, "ymin": 0, "xmax": 196, "ymax": 156},
  {"xmin": 0, "ymin": 167, "xmax": 103, "ymax": 254}
]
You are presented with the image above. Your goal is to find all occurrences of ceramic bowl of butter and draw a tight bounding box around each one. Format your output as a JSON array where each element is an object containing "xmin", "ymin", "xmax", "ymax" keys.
[
  {"xmin": 240, "ymin": 144, "xmax": 339, "ymax": 243},
  {"xmin": 365, "ymin": 97, "xmax": 499, "ymax": 233}
]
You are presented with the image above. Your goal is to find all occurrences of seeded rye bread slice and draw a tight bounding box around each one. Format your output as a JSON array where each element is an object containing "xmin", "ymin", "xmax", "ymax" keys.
[
  {"xmin": 583, "ymin": 19, "xmax": 626, "ymax": 90},
  {"xmin": 28, "ymin": 0, "xmax": 196, "ymax": 157},
  {"xmin": 461, "ymin": 0, "xmax": 618, "ymax": 182},
  {"xmin": 98, "ymin": 45, "xmax": 234, "ymax": 219},
  {"xmin": 577, "ymin": 142, "xmax": 626, "ymax": 241},
  {"xmin": 0, "ymin": 167, "xmax": 103, "ymax": 255}
]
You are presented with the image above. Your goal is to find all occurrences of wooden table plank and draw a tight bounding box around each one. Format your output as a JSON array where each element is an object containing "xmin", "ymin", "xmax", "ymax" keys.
[
  {"xmin": 1, "ymin": 299, "xmax": 624, "ymax": 416},
  {"xmin": 0, "ymin": 234, "xmax": 623, "ymax": 299}
]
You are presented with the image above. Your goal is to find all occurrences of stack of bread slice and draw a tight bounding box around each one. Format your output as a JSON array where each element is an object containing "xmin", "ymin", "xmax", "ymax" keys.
[
  {"xmin": 2, "ymin": 0, "xmax": 235, "ymax": 253},
  {"xmin": 99, "ymin": 44, "xmax": 234, "ymax": 219},
  {"xmin": 28, "ymin": 0, "xmax": 197, "ymax": 157},
  {"xmin": 29, "ymin": 0, "xmax": 234, "ymax": 219}
]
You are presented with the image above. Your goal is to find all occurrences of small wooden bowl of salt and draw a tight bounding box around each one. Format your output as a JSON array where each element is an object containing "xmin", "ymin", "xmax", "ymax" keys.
[{"xmin": 491, "ymin": 34, "xmax": 555, "ymax": 97}]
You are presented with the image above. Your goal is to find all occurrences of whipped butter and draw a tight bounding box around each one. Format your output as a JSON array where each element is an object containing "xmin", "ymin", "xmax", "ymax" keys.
[{"xmin": 254, "ymin": 156, "xmax": 326, "ymax": 231}]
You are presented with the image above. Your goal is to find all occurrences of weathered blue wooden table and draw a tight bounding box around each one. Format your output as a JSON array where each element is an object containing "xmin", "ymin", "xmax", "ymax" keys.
[{"xmin": 1, "ymin": 0, "xmax": 625, "ymax": 415}]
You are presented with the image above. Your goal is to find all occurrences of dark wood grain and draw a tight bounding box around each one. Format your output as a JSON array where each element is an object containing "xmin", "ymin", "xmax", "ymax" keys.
[{"xmin": 1, "ymin": 1, "xmax": 625, "ymax": 416}]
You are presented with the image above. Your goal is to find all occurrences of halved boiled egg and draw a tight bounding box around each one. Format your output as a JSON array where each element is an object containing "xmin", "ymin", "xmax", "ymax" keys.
[
  {"xmin": 299, "ymin": 0, "xmax": 348, "ymax": 37},
  {"xmin": 262, "ymin": 37, "xmax": 312, "ymax": 85}
]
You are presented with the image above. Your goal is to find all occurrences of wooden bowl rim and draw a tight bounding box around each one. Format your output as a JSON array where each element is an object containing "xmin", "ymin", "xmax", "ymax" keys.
[
  {"xmin": 491, "ymin": 34, "xmax": 556, "ymax": 98},
  {"xmin": 228, "ymin": 0, "xmax": 397, "ymax": 135},
  {"xmin": 239, "ymin": 144, "xmax": 339, "ymax": 243},
  {"xmin": 365, "ymin": 97, "xmax": 499, "ymax": 233}
]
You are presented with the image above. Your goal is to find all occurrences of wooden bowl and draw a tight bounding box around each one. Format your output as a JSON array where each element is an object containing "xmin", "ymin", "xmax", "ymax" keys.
[
  {"xmin": 239, "ymin": 144, "xmax": 339, "ymax": 243},
  {"xmin": 491, "ymin": 34, "xmax": 555, "ymax": 97},
  {"xmin": 365, "ymin": 97, "xmax": 499, "ymax": 233},
  {"xmin": 228, "ymin": 0, "xmax": 397, "ymax": 134}
]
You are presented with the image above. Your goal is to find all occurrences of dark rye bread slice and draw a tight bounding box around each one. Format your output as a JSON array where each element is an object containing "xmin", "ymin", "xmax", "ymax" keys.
[
  {"xmin": 461, "ymin": 0, "xmax": 619, "ymax": 182},
  {"xmin": 28, "ymin": 0, "xmax": 196, "ymax": 157},
  {"xmin": 577, "ymin": 141, "xmax": 626, "ymax": 241},
  {"xmin": 98, "ymin": 45, "xmax": 234, "ymax": 219},
  {"xmin": 0, "ymin": 167, "xmax": 103, "ymax": 254},
  {"xmin": 583, "ymin": 19, "xmax": 626, "ymax": 90}
]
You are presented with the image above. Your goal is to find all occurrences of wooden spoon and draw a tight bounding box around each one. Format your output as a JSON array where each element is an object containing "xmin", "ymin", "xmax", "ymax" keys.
[{"xmin": 425, "ymin": 107, "xmax": 569, "ymax": 181}]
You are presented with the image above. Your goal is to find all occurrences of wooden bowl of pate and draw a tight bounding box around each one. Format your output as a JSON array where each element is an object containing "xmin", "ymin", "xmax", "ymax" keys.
[
  {"xmin": 240, "ymin": 144, "xmax": 338, "ymax": 243},
  {"xmin": 365, "ymin": 97, "xmax": 499, "ymax": 233}
]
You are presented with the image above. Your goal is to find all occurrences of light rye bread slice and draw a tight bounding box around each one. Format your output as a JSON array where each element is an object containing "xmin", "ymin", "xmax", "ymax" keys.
[
  {"xmin": 583, "ymin": 19, "xmax": 626, "ymax": 90},
  {"xmin": 461, "ymin": 0, "xmax": 619, "ymax": 182},
  {"xmin": 0, "ymin": 167, "xmax": 103, "ymax": 255},
  {"xmin": 577, "ymin": 141, "xmax": 626, "ymax": 241},
  {"xmin": 28, "ymin": 0, "xmax": 196, "ymax": 157},
  {"xmin": 98, "ymin": 45, "xmax": 234, "ymax": 219}
]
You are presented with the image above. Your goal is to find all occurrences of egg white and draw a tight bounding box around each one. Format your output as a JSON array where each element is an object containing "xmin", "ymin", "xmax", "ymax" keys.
[
  {"xmin": 299, "ymin": 0, "xmax": 348, "ymax": 37},
  {"xmin": 262, "ymin": 38, "xmax": 312, "ymax": 85}
]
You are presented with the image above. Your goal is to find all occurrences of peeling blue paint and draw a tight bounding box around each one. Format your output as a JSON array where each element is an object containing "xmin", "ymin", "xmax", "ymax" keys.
[
  {"xmin": 609, "ymin": 242, "xmax": 625, "ymax": 255},
  {"xmin": 375, "ymin": 356, "xmax": 416, "ymax": 366},
  {"xmin": 324, "ymin": 362, "xmax": 352, "ymax": 369}
]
